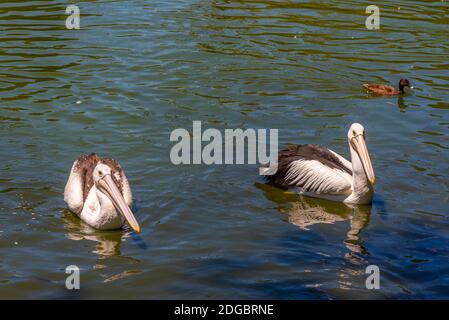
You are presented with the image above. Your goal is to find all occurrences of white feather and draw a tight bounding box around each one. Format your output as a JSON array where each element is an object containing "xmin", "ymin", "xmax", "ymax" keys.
[
  {"xmin": 63, "ymin": 160, "xmax": 84, "ymax": 215},
  {"xmin": 286, "ymin": 159, "xmax": 352, "ymax": 195}
]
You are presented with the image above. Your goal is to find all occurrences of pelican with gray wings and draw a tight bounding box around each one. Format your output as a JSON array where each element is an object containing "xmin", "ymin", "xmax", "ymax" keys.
[
  {"xmin": 64, "ymin": 153, "xmax": 141, "ymax": 232},
  {"xmin": 262, "ymin": 123, "xmax": 375, "ymax": 204}
]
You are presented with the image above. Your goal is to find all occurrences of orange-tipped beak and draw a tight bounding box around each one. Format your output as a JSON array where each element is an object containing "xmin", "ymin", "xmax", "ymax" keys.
[{"xmin": 98, "ymin": 174, "xmax": 141, "ymax": 233}]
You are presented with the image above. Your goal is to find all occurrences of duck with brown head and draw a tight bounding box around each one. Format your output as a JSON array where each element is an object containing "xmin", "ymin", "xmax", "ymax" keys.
[{"xmin": 363, "ymin": 78, "xmax": 411, "ymax": 96}]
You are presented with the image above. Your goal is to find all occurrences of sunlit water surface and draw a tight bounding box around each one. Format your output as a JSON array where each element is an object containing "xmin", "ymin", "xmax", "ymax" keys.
[{"xmin": 0, "ymin": 0, "xmax": 448, "ymax": 299}]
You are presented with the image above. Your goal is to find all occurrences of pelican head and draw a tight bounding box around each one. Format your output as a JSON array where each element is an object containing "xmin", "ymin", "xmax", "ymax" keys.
[
  {"xmin": 347, "ymin": 123, "xmax": 375, "ymax": 185},
  {"xmin": 93, "ymin": 163, "xmax": 141, "ymax": 233}
]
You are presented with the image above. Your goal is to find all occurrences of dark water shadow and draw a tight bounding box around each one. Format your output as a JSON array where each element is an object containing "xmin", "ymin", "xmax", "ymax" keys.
[{"xmin": 130, "ymin": 199, "xmax": 148, "ymax": 250}]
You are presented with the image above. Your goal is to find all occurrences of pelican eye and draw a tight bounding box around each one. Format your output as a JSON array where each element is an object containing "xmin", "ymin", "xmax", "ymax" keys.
[
  {"xmin": 352, "ymin": 130, "xmax": 356, "ymax": 136},
  {"xmin": 98, "ymin": 171, "xmax": 103, "ymax": 176}
]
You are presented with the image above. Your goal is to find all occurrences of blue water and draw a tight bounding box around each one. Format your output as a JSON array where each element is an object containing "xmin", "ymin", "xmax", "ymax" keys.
[{"xmin": 0, "ymin": 0, "xmax": 448, "ymax": 299}]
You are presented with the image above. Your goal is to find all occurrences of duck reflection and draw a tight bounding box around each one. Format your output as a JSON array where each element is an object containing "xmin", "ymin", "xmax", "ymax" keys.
[
  {"xmin": 397, "ymin": 95, "xmax": 408, "ymax": 112},
  {"xmin": 256, "ymin": 183, "xmax": 371, "ymax": 264},
  {"xmin": 62, "ymin": 209, "xmax": 129, "ymax": 258}
]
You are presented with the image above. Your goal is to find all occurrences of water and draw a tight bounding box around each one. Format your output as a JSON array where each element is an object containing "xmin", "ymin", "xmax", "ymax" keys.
[{"xmin": 0, "ymin": 0, "xmax": 448, "ymax": 299}]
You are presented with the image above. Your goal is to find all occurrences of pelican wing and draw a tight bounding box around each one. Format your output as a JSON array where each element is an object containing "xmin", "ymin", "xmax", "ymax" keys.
[
  {"xmin": 328, "ymin": 149, "xmax": 352, "ymax": 172},
  {"xmin": 266, "ymin": 144, "xmax": 352, "ymax": 195},
  {"xmin": 64, "ymin": 153, "xmax": 99, "ymax": 214}
]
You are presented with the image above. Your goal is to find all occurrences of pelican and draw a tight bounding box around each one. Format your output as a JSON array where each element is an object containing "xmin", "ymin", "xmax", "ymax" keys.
[
  {"xmin": 262, "ymin": 123, "xmax": 375, "ymax": 204},
  {"xmin": 64, "ymin": 153, "xmax": 141, "ymax": 233}
]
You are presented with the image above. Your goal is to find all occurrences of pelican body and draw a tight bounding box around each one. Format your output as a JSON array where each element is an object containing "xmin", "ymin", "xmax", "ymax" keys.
[
  {"xmin": 64, "ymin": 154, "xmax": 140, "ymax": 232},
  {"xmin": 263, "ymin": 123, "xmax": 375, "ymax": 205}
]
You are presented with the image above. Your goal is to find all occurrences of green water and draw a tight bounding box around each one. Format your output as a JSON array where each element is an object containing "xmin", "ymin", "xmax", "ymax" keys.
[{"xmin": 0, "ymin": 0, "xmax": 448, "ymax": 299}]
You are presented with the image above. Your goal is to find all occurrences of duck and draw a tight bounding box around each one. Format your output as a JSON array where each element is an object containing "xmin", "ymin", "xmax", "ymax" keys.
[
  {"xmin": 363, "ymin": 78, "xmax": 411, "ymax": 96},
  {"xmin": 64, "ymin": 153, "xmax": 141, "ymax": 232}
]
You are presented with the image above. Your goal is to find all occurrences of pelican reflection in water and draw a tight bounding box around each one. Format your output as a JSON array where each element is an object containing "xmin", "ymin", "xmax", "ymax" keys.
[
  {"xmin": 257, "ymin": 183, "xmax": 371, "ymax": 263},
  {"xmin": 62, "ymin": 209, "xmax": 128, "ymax": 258},
  {"xmin": 63, "ymin": 210, "xmax": 143, "ymax": 283}
]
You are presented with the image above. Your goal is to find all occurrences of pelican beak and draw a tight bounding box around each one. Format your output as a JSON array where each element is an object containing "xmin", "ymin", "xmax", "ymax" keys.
[
  {"xmin": 98, "ymin": 174, "xmax": 141, "ymax": 233},
  {"xmin": 351, "ymin": 135, "xmax": 375, "ymax": 185}
]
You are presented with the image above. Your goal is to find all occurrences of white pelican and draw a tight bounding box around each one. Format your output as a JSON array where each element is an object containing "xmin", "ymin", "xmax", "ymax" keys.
[
  {"xmin": 262, "ymin": 123, "xmax": 375, "ymax": 204},
  {"xmin": 64, "ymin": 153, "xmax": 141, "ymax": 233}
]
